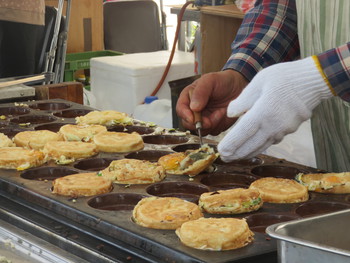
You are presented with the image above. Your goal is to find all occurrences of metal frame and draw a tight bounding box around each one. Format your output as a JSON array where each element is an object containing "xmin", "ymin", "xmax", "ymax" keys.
[{"xmin": 44, "ymin": 0, "xmax": 72, "ymax": 84}]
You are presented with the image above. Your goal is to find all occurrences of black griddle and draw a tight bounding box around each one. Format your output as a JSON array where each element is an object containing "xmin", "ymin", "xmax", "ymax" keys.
[{"xmin": 0, "ymin": 99, "xmax": 349, "ymax": 263}]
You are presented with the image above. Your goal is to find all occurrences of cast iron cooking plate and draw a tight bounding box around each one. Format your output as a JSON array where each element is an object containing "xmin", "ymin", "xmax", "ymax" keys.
[
  {"xmin": 142, "ymin": 135, "xmax": 189, "ymax": 145},
  {"xmin": 53, "ymin": 109, "xmax": 93, "ymax": 118},
  {"xmin": 200, "ymin": 172, "xmax": 260, "ymax": 190},
  {"xmin": 20, "ymin": 166, "xmax": 80, "ymax": 181},
  {"xmin": 73, "ymin": 157, "xmax": 120, "ymax": 171},
  {"xmin": 146, "ymin": 181, "xmax": 210, "ymax": 203},
  {"xmin": 245, "ymin": 213, "xmax": 300, "ymax": 233},
  {"xmin": 125, "ymin": 150, "xmax": 173, "ymax": 162},
  {"xmin": 251, "ymin": 165, "xmax": 309, "ymax": 179},
  {"xmin": 215, "ymin": 156, "xmax": 263, "ymax": 166},
  {"xmin": 88, "ymin": 193, "xmax": 147, "ymax": 211},
  {"xmin": 10, "ymin": 115, "xmax": 57, "ymax": 125},
  {"xmin": 123, "ymin": 125, "xmax": 155, "ymax": 135},
  {"xmin": 295, "ymin": 201, "xmax": 350, "ymax": 218},
  {"xmin": 29, "ymin": 102, "xmax": 71, "ymax": 111},
  {"xmin": 0, "ymin": 122, "xmax": 7, "ymax": 128},
  {"xmin": 0, "ymin": 106, "xmax": 31, "ymax": 116}
]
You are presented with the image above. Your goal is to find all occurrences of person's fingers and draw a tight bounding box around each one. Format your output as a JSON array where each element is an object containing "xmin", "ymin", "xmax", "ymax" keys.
[
  {"xmin": 219, "ymin": 126, "xmax": 275, "ymax": 162},
  {"xmin": 203, "ymin": 108, "xmax": 225, "ymax": 127},
  {"xmin": 226, "ymin": 81, "xmax": 262, "ymax": 118},
  {"xmin": 176, "ymin": 71, "xmax": 246, "ymax": 135},
  {"xmin": 218, "ymin": 112, "xmax": 259, "ymax": 159},
  {"xmin": 218, "ymin": 96, "xmax": 287, "ymax": 161},
  {"xmin": 188, "ymin": 79, "xmax": 212, "ymax": 112},
  {"xmin": 176, "ymin": 86, "xmax": 194, "ymax": 126}
]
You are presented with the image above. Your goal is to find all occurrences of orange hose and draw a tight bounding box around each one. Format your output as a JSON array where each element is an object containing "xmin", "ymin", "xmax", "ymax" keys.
[{"xmin": 150, "ymin": 1, "xmax": 195, "ymax": 97}]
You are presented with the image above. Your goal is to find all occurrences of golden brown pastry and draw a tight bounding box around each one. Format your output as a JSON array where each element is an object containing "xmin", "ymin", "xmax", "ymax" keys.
[
  {"xmin": 158, "ymin": 144, "xmax": 218, "ymax": 177},
  {"xmin": 0, "ymin": 132, "xmax": 15, "ymax": 147},
  {"xmin": 59, "ymin": 124, "xmax": 107, "ymax": 142},
  {"xmin": 132, "ymin": 196, "xmax": 203, "ymax": 229},
  {"xmin": 93, "ymin": 131, "xmax": 144, "ymax": 153},
  {"xmin": 100, "ymin": 159, "xmax": 165, "ymax": 184},
  {"xmin": 43, "ymin": 141, "xmax": 98, "ymax": 164},
  {"xmin": 0, "ymin": 147, "xmax": 46, "ymax": 170},
  {"xmin": 13, "ymin": 130, "xmax": 62, "ymax": 150},
  {"xmin": 296, "ymin": 172, "xmax": 350, "ymax": 194},
  {"xmin": 175, "ymin": 217, "xmax": 254, "ymax": 251},
  {"xmin": 198, "ymin": 188, "xmax": 263, "ymax": 214},
  {"xmin": 249, "ymin": 177, "xmax": 308, "ymax": 203},
  {"xmin": 52, "ymin": 172, "xmax": 113, "ymax": 197},
  {"xmin": 75, "ymin": 110, "xmax": 132, "ymax": 126}
]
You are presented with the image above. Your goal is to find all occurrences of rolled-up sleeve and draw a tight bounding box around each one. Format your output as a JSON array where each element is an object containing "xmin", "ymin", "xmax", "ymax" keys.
[{"xmin": 318, "ymin": 43, "xmax": 350, "ymax": 102}]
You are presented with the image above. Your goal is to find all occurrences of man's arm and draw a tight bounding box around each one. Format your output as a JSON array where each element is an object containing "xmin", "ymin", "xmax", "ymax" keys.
[{"xmin": 224, "ymin": 0, "xmax": 300, "ymax": 81}]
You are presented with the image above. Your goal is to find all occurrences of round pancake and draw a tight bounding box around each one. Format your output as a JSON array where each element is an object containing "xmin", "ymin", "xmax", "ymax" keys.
[
  {"xmin": 175, "ymin": 217, "xmax": 254, "ymax": 251},
  {"xmin": 100, "ymin": 159, "xmax": 165, "ymax": 184},
  {"xmin": 13, "ymin": 130, "xmax": 62, "ymax": 150},
  {"xmin": 52, "ymin": 172, "xmax": 113, "ymax": 197},
  {"xmin": 93, "ymin": 131, "xmax": 144, "ymax": 153},
  {"xmin": 296, "ymin": 172, "xmax": 350, "ymax": 194},
  {"xmin": 132, "ymin": 196, "xmax": 203, "ymax": 229},
  {"xmin": 0, "ymin": 133, "xmax": 15, "ymax": 147},
  {"xmin": 198, "ymin": 188, "xmax": 263, "ymax": 214},
  {"xmin": 59, "ymin": 124, "xmax": 107, "ymax": 142},
  {"xmin": 158, "ymin": 144, "xmax": 218, "ymax": 177},
  {"xmin": 249, "ymin": 177, "xmax": 308, "ymax": 203},
  {"xmin": 43, "ymin": 141, "xmax": 98, "ymax": 164},
  {"xmin": 75, "ymin": 110, "xmax": 133, "ymax": 126},
  {"xmin": 0, "ymin": 147, "xmax": 46, "ymax": 170}
]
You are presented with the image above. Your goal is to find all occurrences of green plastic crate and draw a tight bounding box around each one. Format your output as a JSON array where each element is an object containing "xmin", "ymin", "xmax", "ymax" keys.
[{"xmin": 64, "ymin": 50, "xmax": 123, "ymax": 82}]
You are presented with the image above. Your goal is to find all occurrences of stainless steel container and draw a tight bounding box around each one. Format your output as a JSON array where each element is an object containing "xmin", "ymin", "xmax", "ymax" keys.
[
  {"xmin": 266, "ymin": 209, "xmax": 350, "ymax": 263},
  {"xmin": 0, "ymin": 218, "xmax": 88, "ymax": 263}
]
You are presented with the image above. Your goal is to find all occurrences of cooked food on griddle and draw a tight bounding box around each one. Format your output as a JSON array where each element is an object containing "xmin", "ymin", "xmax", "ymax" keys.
[
  {"xmin": 132, "ymin": 196, "xmax": 203, "ymax": 229},
  {"xmin": 0, "ymin": 132, "xmax": 14, "ymax": 147},
  {"xmin": 75, "ymin": 110, "xmax": 133, "ymax": 126},
  {"xmin": 59, "ymin": 124, "xmax": 107, "ymax": 142},
  {"xmin": 43, "ymin": 141, "xmax": 98, "ymax": 164},
  {"xmin": 249, "ymin": 177, "xmax": 308, "ymax": 203},
  {"xmin": 13, "ymin": 130, "xmax": 63, "ymax": 150},
  {"xmin": 296, "ymin": 172, "xmax": 350, "ymax": 194},
  {"xmin": 0, "ymin": 147, "xmax": 46, "ymax": 170},
  {"xmin": 157, "ymin": 152, "xmax": 186, "ymax": 170},
  {"xmin": 175, "ymin": 217, "xmax": 254, "ymax": 251},
  {"xmin": 93, "ymin": 131, "xmax": 144, "ymax": 153},
  {"xmin": 52, "ymin": 172, "xmax": 113, "ymax": 197},
  {"xmin": 158, "ymin": 144, "xmax": 218, "ymax": 176},
  {"xmin": 100, "ymin": 159, "xmax": 165, "ymax": 184},
  {"xmin": 198, "ymin": 188, "xmax": 263, "ymax": 214}
]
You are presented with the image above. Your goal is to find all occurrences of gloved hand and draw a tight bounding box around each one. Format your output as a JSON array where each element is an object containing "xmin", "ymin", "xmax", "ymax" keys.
[{"xmin": 218, "ymin": 56, "xmax": 334, "ymax": 162}]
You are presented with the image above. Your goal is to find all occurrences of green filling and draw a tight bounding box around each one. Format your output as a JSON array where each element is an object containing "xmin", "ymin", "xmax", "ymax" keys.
[
  {"xmin": 242, "ymin": 197, "xmax": 262, "ymax": 208},
  {"xmin": 189, "ymin": 151, "xmax": 208, "ymax": 161}
]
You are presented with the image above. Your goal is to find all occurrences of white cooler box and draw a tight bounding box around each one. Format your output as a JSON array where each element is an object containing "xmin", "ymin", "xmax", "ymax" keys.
[{"xmin": 90, "ymin": 50, "xmax": 195, "ymax": 115}]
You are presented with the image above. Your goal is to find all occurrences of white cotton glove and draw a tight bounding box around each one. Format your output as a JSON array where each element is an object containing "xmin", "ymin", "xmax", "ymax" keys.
[{"xmin": 218, "ymin": 56, "xmax": 333, "ymax": 162}]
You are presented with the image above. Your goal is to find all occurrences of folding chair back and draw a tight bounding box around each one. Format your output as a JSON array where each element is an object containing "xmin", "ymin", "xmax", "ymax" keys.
[{"xmin": 103, "ymin": 0, "xmax": 163, "ymax": 53}]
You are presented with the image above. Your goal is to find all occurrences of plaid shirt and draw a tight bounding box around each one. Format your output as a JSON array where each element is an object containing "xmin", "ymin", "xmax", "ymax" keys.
[{"xmin": 223, "ymin": 0, "xmax": 350, "ymax": 101}]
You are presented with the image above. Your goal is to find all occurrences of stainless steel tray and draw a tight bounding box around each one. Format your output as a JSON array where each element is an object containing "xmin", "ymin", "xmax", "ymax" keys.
[
  {"xmin": 0, "ymin": 218, "xmax": 88, "ymax": 263},
  {"xmin": 266, "ymin": 209, "xmax": 350, "ymax": 263}
]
